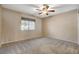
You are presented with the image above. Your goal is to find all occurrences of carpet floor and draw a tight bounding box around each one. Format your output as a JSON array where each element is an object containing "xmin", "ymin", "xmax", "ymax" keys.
[{"xmin": 0, "ymin": 37, "xmax": 79, "ymax": 54}]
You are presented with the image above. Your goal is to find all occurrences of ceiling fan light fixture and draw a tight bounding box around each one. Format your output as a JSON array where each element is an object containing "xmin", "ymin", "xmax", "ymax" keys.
[{"xmin": 36, "ymin": 4, "xmax": 55, "ymax": 15}]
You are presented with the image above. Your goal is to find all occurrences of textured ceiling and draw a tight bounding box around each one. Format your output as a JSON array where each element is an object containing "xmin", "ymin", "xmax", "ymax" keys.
[{"xmin": 1, "ymin": 4, "xmax": 78, "ymax": 18}]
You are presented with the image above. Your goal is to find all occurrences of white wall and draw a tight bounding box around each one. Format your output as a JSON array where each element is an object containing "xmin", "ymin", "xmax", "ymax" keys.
[
  {"xmin": 43, "ymin": 10, "xmax": 77, "ymax": 43},
  {"xmin": 1, "ymin": 8, "xmax": 42, "ymax": 44}
]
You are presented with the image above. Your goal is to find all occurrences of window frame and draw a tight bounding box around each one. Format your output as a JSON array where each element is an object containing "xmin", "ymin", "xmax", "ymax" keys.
[{"xmin": 21, "ymin": 17, "xmax": 36, "ymax": 31}]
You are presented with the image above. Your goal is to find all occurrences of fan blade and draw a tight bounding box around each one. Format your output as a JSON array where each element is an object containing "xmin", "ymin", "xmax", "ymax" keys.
[
  {"xmin": 39, "ymin": 12, "xmax": 42, "ymax": 14},
  {"xmin": 36, "ymin": 9, "xmax": 41, "ymax": 11},
  {"xmin": 48, "ymin": 10, "xmax": 55, "ymax": 12}
]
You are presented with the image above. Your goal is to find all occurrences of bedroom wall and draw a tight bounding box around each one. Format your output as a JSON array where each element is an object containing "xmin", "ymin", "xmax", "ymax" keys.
[
  {"xmin": 43, "ymin": 10, "xmax": 77, "ymax": 43},
  {"xmin": 77, "ymin": 9, "xmax": 79, "ymax": 44},
  {"xmin": 0, "ymin": 7, "xmax": 2, "ymax": 44},
  {"xmin": 1, "ymin": 8, "xmax": 42, "ymax": 44}
]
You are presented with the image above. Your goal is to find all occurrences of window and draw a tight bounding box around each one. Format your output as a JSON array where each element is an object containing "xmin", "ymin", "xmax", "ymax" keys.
[{"xmin": 21, "ymin": 17, "xmax": 36, "ymax": 31}]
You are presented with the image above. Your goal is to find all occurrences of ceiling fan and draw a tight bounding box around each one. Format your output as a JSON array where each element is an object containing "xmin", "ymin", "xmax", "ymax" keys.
[{"xmin": 36, "ymin": 4, "xmax": 55, "ymax": 15}]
